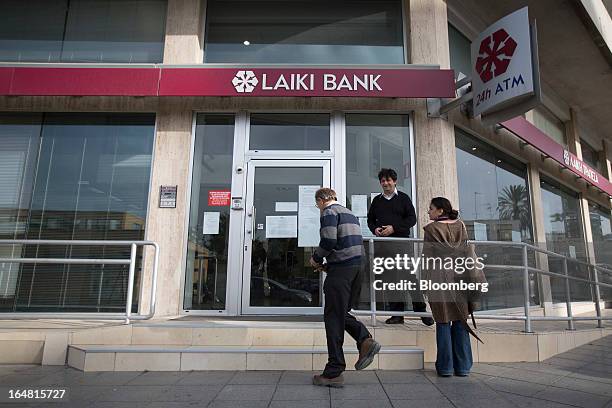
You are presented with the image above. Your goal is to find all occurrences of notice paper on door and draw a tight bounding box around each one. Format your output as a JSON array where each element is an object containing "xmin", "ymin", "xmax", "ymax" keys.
[
  {"xmin": 351, "ymin": 195, "xmax": 368, "ymax": 217},
  {"xmin": 275, "ymin": 201, "xmax": 298, "ymax": 212},
  {"xmin": 266, "ymin": 215, "xmax": 297, "ymax": 238},
  {"xmin": 358, "ymin": 217, "xmax": 374, "ymax": 238},
  {"xmin": 298, "ymin": 185, "xmax": 321, "ymax": 247},
  {"xmin": 203, "ymin": 211, "xmax": 220, "ymax": 235}
]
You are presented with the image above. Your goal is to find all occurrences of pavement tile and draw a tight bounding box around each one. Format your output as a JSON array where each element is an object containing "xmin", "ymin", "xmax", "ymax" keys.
[
  {"xmin": 207, "ymin": 401, "xmax": 270, "ymax": 408},
  {"xmin": 382, "ymin": 382, "xmax": 443, "ymax": 399},
  {"xmin": 125, "ymin": 371, "xmax": 188, "ymax": 385},
  {"xmin": 279, "ymin": 371, "xmax": 319, "ymax": 385},
  {"xmin": 376, "ymin": 370, "xmax": 431, "ymax": 384},
  {"xmin": 228, "ymin": 371, "xmax": 282, "ymax": 384},
  {"xmin": 391, "ymin": 398, "xmax": 454, "ymax": 408},
  {"xmin": 214, "ymin": 384, "xmax": 277, "ymax": 400},
  {"xmin": 484, "ymin": 376, "xmax": 549, "ymax": 397},
  {"xmin": 502, "ymin": 393, "xmax": 581, "ymax": 408},
  {"xmin": 147, "ymin": 402, "xmax": 210, "ymax": 408},
  {"xmin": 0, "ymin": 374, "xmax": 50, "ymax": 386},
  {"xmin": 434, "ymin": 382, "xmax": 500, "ymax": 400},
  {"xmin": 272, "ymin": 384, "xmax": 330, "ymax": 400},
  {"xmin": 74, "ymin": 372, "xmax": 142, "ymax": 386},
  {"xmin": 533, "ymin": 386, "xmax": 611, "ymax": 408},
  {"xmin": 449, "ymin": 396, "xmax": 524, "ymax": 408},
  {"xmin": 153, "ymin": 384, "xmax": 222, "ymax": 402},
  {"xmin": 177, "ymin": 371, "xmax": 236, "ymax": 385},
  {"xmin": 330, "ymin": 383, "xmax": 387, "ymax": 400},
  {"xmin": 341, "ymin": 371, "xmax": 380, "ymax": 384},
  {"xmin": 332, "ymin": 399, "xmax": 393, "ymax": 408},
  {"xmin": 551, "ymin": 376, "xmax": 612, "ymax": 397},
  {"xmin": 271, "ymin": 401, "xmax": 331, "ymax": 408},
  {"xmin": 95, "ymin": 385, "xmax": 166, "ymax": 402}
]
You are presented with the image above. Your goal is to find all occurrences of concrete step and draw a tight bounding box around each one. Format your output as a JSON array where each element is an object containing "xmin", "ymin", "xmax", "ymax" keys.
[{"xmin": 67, "ymin": 344, "xmax": 424, "ymax": 372}]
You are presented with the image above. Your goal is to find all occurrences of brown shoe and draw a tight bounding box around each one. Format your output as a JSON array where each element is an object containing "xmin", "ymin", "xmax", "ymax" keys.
[
  {"xmin": 355, "ymin": 338, "xmax": 381, "ymax": 370},
  {"xmin": 313, "ymin": 374, "xmax": 344, "ymax": 388}
]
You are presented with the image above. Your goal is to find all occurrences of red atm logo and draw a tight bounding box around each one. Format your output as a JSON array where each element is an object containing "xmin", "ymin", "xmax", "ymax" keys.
[{"xmin": 475, "ymin": 28, "xmax": 517, "ymax": 83}]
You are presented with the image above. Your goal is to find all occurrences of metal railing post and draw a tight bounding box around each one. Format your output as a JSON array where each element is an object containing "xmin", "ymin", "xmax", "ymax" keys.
[
  {"xmin": 368, "ymin": 239, "xmax": 376, "ymax": 327},
  {"xmin": 522, "ymin": 244, "xmax": 532, "ymax": 333},
  {"xmin": 563, "ymin": 258, "xmax": 574, "ymax": 330},
  {"xmin": 125, "ymin": 243, "xmax": 137, "ymax": 325},
  {"xmin": 591, "ymin": 265, "xmax": 603, "ymax": 328}
]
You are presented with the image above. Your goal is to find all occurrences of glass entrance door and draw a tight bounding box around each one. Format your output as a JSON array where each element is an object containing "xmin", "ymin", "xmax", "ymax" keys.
[{"xmin": 242, "ymin": 160, "xmax": 330, "ymax": 314}]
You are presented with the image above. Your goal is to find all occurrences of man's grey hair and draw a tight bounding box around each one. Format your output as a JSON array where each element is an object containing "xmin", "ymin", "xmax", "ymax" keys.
[{"xmin": 315, "ymin": 187, "xmax": 337, "ymax": 202}]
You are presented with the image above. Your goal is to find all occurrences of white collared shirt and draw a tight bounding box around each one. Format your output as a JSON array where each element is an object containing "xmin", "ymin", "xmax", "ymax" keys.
[{"xmin": 382, "ymin": 188, "xmax": 398, "ymax": 200}]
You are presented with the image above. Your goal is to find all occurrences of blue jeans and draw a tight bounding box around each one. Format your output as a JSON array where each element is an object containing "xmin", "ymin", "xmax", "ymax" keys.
[{"xmin": 435, "ymin": 321, "xmax": 473, "ymax": 376}]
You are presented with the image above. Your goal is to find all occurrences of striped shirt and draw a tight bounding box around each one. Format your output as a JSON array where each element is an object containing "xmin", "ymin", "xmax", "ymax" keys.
[{"xmin": 313, "ymin": 203, "xmax": 363, "ymax": 266}]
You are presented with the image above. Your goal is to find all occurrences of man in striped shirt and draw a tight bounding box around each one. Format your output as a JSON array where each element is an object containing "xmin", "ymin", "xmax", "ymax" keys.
[{"xmin": 310, "ymin": 188, "xmax": 381, "ymax": 388}]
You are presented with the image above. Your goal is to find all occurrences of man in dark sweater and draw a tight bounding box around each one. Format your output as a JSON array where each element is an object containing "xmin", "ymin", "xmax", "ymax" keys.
[
  {"xmin": 367, "ymin": 168, "xmax": 434, "ymax": 326},
  {"xmin": 310, "ymin": 188, "xmax": 381, "ymax": 387}
]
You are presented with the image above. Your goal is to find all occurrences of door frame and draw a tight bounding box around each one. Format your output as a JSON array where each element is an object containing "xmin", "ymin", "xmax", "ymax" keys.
[{"xmin": 241, "ymin": 159, "xmax": 331, "ymax": 315}]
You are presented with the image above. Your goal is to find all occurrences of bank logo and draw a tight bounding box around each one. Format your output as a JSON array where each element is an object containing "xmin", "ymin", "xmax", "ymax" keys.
[
  {"xmin": 475, "ymin": 28, "xmax": 517, "ymax": 83},
  {"xmin": 232, "ymin": 70, "xmax": 258, "ymax": 93},
  {"xmin": 563, "ymin": 149, "xmax": 570, "ymax": 166}
]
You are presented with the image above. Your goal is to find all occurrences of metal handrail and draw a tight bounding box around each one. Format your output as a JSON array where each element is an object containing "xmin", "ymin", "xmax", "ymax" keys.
[
  {"xmin": 0, "ymin": 239, "xmax": 159, "ymax": 324},
  {"xmin": 358, "ymin": 237, "xmax": 610, "ymax": 332}
]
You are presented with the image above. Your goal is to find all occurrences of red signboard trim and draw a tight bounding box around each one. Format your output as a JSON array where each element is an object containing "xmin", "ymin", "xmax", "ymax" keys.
[
  {"xmin": 501, "ymin": 117, "xmax": 612, "ymax": 196},
  {"xmin": 0, "ymin": 66, "xmax": 455, "ymax": 98}
]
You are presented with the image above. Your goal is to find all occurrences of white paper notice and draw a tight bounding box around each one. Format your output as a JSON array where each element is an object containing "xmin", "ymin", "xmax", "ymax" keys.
[
  {"xmin": 298, "ymin": 185, "xmax": 321, "ymax": 247},
  {"xmin": 351, "ymin": 195, "xmax": 368, "ymax": 217},
  {"xmin": 371, "ymin": 192, "xmax": 380, "ymax": 203},
  {"xmin": 511, "ymin": 231, "xmax": 522, "ymax": 242},
  {"xmin": 266, "ymin": 216, "xmax": 297, "ymax": 238},
  {"xmin": 203, "ymin": 212, "xmax": 220, "ymax": 235},
  {"xmin": 359, "ymin": 217, "xmax": 374, "ymax": 238},
  {"xmin": 275, "ymin": 201, "xmax": 298, "ymax": 212},
  {"xmin": 474, "ymin": 222, "xmax": 487, "ymax": 241},
  {"xmin": 569, "ymin": 245, "xmax": 576, "ymax": 259}
]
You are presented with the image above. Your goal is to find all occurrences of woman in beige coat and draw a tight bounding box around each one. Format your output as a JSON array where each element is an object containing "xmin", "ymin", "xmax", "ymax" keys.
[{"xmin": 422, "ymin": 197, "xmax": 473, "ymax": 377}]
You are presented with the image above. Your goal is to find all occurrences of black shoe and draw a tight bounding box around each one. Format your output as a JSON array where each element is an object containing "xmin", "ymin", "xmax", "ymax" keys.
[
  {"xmin": 355, "ymin": 338, "xmax": 381, "ymax": 370},
  {"xmin": 385, "ymin": 316, "xmax": 404, "ymax": 324},
  {"xmin": 313, "ymin": 374, "xmax": 344, "ymax": 387},
  {"xmin": 421, "ymin": 316, "xmax": 435, "ymax": 326}
]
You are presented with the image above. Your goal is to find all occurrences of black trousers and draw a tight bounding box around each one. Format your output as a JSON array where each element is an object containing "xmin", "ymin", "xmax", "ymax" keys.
[
  {"xmin": 322, "ymin": 263, "xmax": 372, "ymax": 378},
  {"xmin": 376, "ymin": 241, "xmax": 426, "ymax": 314}
]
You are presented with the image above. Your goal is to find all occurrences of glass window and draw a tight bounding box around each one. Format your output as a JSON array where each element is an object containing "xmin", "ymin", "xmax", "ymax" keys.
[
  {"xmin": 0, "ymin": 113, "xmax": 155, "ymax": 313},
  {"xmin": 532, "ymin": 108, "xmax": 566, "ymax": 146},
  {"xmin": 448, "ymin": 24, "xmax": 472, "ymax": 80},
  {"xmin": 589, "ymin": 203, "xmax": 611, "ymax": 265},
  {"xmin": 184, "ymin": 114, "xmax": 235, "ymax": 310},
  {"xmin": 344, "ymin": 114, "xmax": 412, "ymax": 311},
  {"xmin": 455, "ymin": 129, "xmax": 536, "ymax": 310},
  {"xmin": 204, "ymin": 0, "xmax": 405, "ymax": 64},
  {"xmin": 581, "ymin": 139, "xmax": 601, "ymax": 172},
  {"xmin": 0, "ymin": 0, "xmax": 166, "ymax": 63},
  {"xmin": 541, "ymin": 177, "xmax": 590, "ymax": 302},
  {"xmin": 249, "ymin": 113, "xmax": 330, "ymax": 151},
  {"xmin": 589, "ymin": 202, "xmax": 612, "ymax": 303},
  {"xmin": 456, "ymin": 129, "xmax": 533, "ymax": 243}
]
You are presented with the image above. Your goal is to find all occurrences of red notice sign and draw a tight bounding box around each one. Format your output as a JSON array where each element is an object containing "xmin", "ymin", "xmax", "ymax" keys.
[{"xmin": 208, "ymin": 190, "xmax": 231, "ymax": 206}]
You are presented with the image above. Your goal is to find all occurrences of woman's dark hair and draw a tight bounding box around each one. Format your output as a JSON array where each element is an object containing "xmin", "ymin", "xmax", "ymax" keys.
[
  {"xmin": 378, "ymin": 168, "xmax": 398, "ymax": 182},
  {"xmin": 430, "ymin": 197, "xmax": 459, "ymax": 220}
]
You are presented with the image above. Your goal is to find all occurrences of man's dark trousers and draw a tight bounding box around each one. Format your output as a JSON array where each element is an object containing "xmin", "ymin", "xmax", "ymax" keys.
[
  {"xmin": 378, "ymin": 241, "xmax": 427, "ymax": 314},
  {"xmin": 322, "ymin": 263, "xmax": 371, "ymax": 378}
]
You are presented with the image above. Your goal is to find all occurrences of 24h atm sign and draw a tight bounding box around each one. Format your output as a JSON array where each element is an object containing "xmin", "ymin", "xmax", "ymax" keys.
[{"xmin": 472, "ymin": 7, "xmax": 536, "ymax": 117}]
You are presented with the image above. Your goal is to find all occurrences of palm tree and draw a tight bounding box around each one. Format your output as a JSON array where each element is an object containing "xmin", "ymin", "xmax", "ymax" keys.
[{"xmin": 498, "ymin": 185, "xmax": 530, "ymax": 234}]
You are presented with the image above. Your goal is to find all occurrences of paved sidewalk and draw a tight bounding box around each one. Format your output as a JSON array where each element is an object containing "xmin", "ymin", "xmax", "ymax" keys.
[{"xmin": 0, "ymin": 335, "xmax": 610, "ymax": 408}]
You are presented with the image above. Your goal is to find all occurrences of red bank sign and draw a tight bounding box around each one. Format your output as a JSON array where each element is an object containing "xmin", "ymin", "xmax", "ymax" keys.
[
  {"xmin": 159, "ymin": 68, "xmax": 455, "ymax": 97},
  {"xmin": 0, "ymin": 66, "xmax": 455, "ymax": 98},
  {"xmin": 502, "ymin": 117, "xmax": 612, "ymax": 196}
]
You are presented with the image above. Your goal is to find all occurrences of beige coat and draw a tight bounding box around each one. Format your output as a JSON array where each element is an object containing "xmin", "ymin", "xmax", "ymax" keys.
[{"xmin": 422, "ymin": 220, "xmax": 470, "ymax": 323}]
